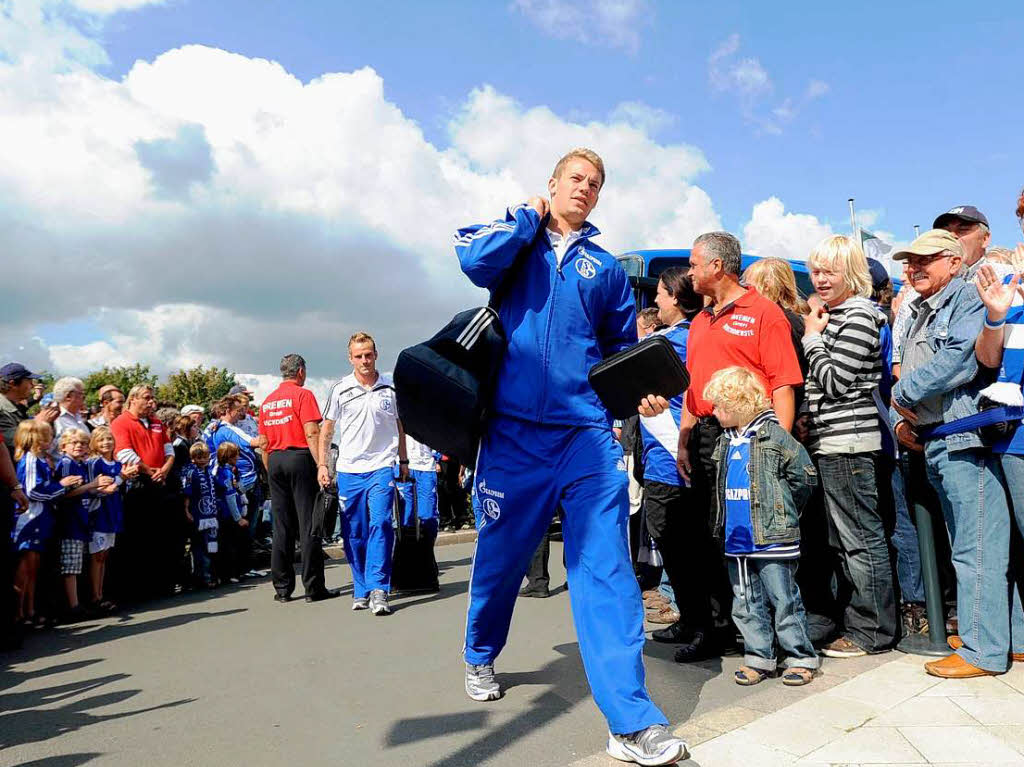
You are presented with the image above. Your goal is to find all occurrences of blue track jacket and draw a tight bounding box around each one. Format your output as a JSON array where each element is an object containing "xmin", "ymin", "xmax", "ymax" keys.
[{"xmin": 454, "ymin": 204, "xmax": 636, "ymax": 428}]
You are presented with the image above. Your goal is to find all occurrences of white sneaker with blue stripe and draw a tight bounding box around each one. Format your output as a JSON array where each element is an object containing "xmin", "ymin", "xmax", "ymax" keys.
[{"xmin": 606, "ymin": 724, "xmax": 688, "ymax": 765}]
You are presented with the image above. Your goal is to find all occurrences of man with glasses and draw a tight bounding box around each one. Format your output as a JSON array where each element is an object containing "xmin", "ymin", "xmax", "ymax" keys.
[{"xmin": 890, "ymin": 229, "xmax": 1009, "ymax": 678}]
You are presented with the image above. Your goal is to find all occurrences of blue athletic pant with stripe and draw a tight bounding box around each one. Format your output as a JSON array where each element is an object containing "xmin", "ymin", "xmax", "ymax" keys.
[
  {"xmin": 464, "ymin": 415, "xmax": 667, "ymax": 734},
  {"xmin": 395, "ymin": 468, "xmax": 439, "ymax": 538},
  {"xmin": 337, "ymin": 467, "xmax": 396, "ymax": 598}
]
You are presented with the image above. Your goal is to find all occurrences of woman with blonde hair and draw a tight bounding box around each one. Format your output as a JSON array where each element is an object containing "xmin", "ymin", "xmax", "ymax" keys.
[
  {"xmin": 743, "ymin": 257, "xmax": 810, "ymax": 408},
  {"xmin": 802, "ymin": 234, "xmax": 894, "ymax": 659}
]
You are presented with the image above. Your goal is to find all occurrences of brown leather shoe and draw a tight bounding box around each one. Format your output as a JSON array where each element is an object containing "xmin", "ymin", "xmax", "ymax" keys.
[
  {"xmin": 948, "ymin": 635, "xmax": 1024, "ymax": 662},
  {"xmin": 924, "ymin": 653, "xmax": 999, "ymax": 678}
]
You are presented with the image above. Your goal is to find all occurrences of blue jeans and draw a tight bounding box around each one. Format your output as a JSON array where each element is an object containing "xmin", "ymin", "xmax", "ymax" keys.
[
  {"xmin": 891, "ymin": 453, "xmax": 924, "ymax": 603},
  {"xmin": 995, "ymin": 453, "xmax": 1024, "ymax": 656},
  {"xmin": 925, "ymin": 442, "xmax": 1013, "ymax": 672},
  {"xmin": 728, "ymin": 557, "xmax": 819, "ymax": 671},
  {"xmin": 817, "ymin": 452, "xmax": 898, "ymax": 652}
]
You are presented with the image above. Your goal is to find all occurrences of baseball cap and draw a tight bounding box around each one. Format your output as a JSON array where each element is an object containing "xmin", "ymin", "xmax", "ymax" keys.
[
  {"xmin": 933, "ymin": 205, "xmax": 989, "ymax": 230},
  {"xmin": 866, "ymin": 258, "xmax": 890, "ymax": 292},
  {"xmin": 228, "ymin": 384, "xmax": 252, "ymax": 396},
  {"xmin": 0, "ymin": 362, "xmax": 42, "ymax": 381},
  {"xmin": 181, "ymin": 404, "xmax": 204, "ymax": 416},
  {"xmin": 893, "ymin": 229, "xmax": 964, "ymax": 261}
]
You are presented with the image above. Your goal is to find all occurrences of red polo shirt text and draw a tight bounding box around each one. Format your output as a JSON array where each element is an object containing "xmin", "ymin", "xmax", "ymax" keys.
[{"xmin": 259, "ymin": 381, "xmax": 322, "ymax": 453}]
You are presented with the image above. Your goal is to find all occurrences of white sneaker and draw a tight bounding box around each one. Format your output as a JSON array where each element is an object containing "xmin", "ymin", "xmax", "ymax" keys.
[
  {"xmin": 606, "ymin": 724, "xmax": 688, "ymax": 765},
  {"xmin": 465, "ymin": 662, "xmax": 501, "ymax": 701},
  {"xmin": 368, "ymin": 589, "xmax": 391, "ymax": 616},
  {"xmin": 352, "ymin": 597, "xmax": 369, "ymax": 611}
]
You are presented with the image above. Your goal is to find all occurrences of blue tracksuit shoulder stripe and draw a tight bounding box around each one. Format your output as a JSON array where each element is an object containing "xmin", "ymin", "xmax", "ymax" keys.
[{"xmin": 456, "ymin": 205, "xmax": 636, "ymax": 427}]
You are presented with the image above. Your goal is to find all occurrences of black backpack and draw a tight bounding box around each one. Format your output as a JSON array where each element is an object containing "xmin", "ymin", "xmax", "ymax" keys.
[{"xmin": 394, "ymin": 221, "xmax": 541, "ymax": 464}]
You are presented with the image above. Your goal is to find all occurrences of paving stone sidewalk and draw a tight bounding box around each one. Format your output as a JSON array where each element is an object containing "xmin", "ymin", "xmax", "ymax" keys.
[{"xmin": 575, "ymin": 651, "xmax": 1024, "ymax": 766}]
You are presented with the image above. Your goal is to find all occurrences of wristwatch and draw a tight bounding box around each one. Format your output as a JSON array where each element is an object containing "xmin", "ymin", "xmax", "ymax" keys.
[{"xmin": 399, "ymin": 460, "xmax": 409, "ymax": 465}]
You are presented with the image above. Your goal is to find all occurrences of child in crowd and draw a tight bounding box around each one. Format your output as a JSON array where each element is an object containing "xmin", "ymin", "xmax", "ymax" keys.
[
  {"xmin": 183, "ymin": 441, "xmax": 219, "ymax": 588},
  {"xmin": 214, "ymin": 442, "xmax": 248, "ymax": 583},
  {"xmin": 703, "ymin": 367, "xmax": 820, "ymax": 686},
  {"xmin": 87, "ymin": 426, "xmax": 137, "ymax": 612},
  {"xmin": 55, "ymin": 428, "xmax": 113, "ymax": 622},
  {"xmin": 13, "ymin": 422, "xmax": 77, "ymax": 627}
]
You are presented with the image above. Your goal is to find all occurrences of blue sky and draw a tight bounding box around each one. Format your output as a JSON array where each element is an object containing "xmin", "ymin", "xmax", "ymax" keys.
[
  {"xmin": 96, "ymin": 0, "xmax": 1023, "ymax": 242},
  {"xmin": 1, "ymin": 0, "xmax": 1022, "ymax": 398}
]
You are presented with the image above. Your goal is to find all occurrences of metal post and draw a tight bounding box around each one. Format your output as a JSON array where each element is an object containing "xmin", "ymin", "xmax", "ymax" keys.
[
  {"xmin": 897, "ymin": 459, "xmax": 949, "ymax": 655},
  {"xmin": 914, "ymin": 224, "xmax": 921, "ymax": 239}
]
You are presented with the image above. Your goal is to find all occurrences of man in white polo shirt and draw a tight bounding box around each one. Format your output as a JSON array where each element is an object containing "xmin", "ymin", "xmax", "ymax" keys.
[{"xmin": 318, "ymin": 332, "xmax": 409, "ymax": 615}]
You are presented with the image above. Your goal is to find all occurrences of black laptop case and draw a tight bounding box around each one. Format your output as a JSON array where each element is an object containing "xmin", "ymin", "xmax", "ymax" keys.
[{"xmin": 588, "ymin": 334, "xmax": 689, "ymax": 420}]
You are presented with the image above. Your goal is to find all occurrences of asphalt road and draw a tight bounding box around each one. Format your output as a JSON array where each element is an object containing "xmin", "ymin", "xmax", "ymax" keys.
[{"xmin": 0, "ymin": 541, "xmax": 866, "ymax": 767}]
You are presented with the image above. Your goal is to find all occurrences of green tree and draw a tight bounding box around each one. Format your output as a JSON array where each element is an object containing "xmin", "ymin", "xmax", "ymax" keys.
[
  {"xmin": 157, "ymin": 366, "xmax": 237, "ymax": 408},
  {"xmin": 81, "ymin": 364, "xmax": 159, "ymax": 406}
]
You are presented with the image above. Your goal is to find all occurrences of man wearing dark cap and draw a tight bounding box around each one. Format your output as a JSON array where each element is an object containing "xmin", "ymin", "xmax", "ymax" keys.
[
  {"xmin": 890, "ymin": 229, "xmax": 1012, "ymax": 679},
  {"xmin": 933, "ymin": 205, "xmax": 992, "ymax": 277},
  {"xmin": 0, "ymin": 363, "xmax": 47, "ymax": 445}
]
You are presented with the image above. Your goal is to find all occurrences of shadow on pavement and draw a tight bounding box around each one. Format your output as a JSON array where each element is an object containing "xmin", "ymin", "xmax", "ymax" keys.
[
  {"xmin": 384, "ymin": 710, "xmax": 491, "ymax": 746},
  {"xmin": 0, "ymin": 680, "xmax": 194, "ymax": 750},
  {"xmin": 13, "ymin": 753, "xmax": 103, "ymax": 766},
  {"xmin": 383, "ymin": 640, "xmax": 709, "ymax": 767}
]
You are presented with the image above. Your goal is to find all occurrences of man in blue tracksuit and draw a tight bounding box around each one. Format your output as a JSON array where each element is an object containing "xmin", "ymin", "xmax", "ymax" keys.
[{"xmin": 454, "ymin": 148, "xmax": 687, "ymax": 765}]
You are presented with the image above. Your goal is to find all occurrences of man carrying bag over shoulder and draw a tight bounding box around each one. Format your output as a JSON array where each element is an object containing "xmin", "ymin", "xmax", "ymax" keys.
[{"xmin": 454, "ymin": 148, "xmax": 687, "ymax": 766}]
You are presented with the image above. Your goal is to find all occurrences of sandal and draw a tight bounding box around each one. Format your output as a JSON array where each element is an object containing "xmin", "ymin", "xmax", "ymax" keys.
[
  {"xmin": 782, "ymin": 667, "xmax": 817, "ymax": 686},
  {"xmin": 734, "ymin": 665, "xmax": 773, "ymax": 686}
]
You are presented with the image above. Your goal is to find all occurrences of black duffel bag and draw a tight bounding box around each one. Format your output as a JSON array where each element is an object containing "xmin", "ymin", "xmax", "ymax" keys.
[
  {"xmin": 394, "ymin": 220, "xmax": 541, "ymax": 464},
  {"xmin": 312, "ymin": 484, "xmax": 339, "ymax": 540},
  {"xmin": 394, "ymin": 306, "xmax": 507, "ymax": 464}
]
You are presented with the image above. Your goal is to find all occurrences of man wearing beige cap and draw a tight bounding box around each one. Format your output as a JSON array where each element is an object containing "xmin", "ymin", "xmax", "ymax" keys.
[{"xmin": 890, "ymin": 229, "xmax": 1013, "ymax": 679}]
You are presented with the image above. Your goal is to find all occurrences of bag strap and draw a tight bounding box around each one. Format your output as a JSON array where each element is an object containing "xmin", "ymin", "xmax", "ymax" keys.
[{"xmin": 486, "ymin": 212, "xmax": 550, "ymax": 312}]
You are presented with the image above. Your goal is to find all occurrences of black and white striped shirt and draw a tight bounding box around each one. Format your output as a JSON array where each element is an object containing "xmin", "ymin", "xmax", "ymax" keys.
[{"xmin": 802, "ymin": 296, "xmax": 883, "ymax": 454}]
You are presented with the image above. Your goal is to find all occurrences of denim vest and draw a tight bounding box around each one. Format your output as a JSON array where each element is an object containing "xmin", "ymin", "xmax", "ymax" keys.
[
  {"xmin": 892, "ymin": 276, "xmax": 988, "ymax": 452},
  {"xmin": 711, "ymin": 421, "xmax": 817, "ymax": 546}
]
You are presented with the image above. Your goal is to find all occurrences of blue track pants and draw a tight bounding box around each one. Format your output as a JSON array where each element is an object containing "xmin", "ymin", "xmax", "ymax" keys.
[
  {"xmin": 464, "ymin": 415, "xmax": 667, "ymax": 734},
  {"xmin": 337, "ymin": 467, "xmax": 395, "ymax": 598}
]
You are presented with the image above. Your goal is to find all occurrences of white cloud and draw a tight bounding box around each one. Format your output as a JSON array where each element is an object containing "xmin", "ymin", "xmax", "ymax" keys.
[
  {"xmin": 805, "ymin": 79, "xmax": 830, "ymax": 100},
  {"xmin": 0, "ymin": 7, "xmax": 724, "ymax": 381},
  {"xmin": 708, "ymin": 34, "xmax": 829, "ymax": 135},
  {"xmin": 742, "ymin": 197, "xmax": 833, "ymax": 263},
  {"xmin": 69, "ymin": 0, "xmax": 165, "ymax": 12},
  {"xmin": 511, "ymin": 0, "xmax": 648, "ymax": 51},
  {"xmin": 608, "ymin": 101, "xmax": 676, "ymax": 134}
]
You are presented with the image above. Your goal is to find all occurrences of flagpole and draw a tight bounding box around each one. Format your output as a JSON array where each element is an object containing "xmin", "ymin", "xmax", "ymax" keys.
[
  {"xmin": 848, "ymin": 198, "xmax": 857, "ymax": 235},
  {"xmin": 913, "ymin": 225, "xmax": 921, "ymax": 238}
]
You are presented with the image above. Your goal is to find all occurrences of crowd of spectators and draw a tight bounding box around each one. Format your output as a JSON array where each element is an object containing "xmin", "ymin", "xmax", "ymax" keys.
[
  {"xmin": 628, "ymin": 188, "xmax": 1024, "ymax": 683},
  {"xmin": 3, "ymin": 188, "xmax": 1024, "ymax": 690},
  {"xmin": 0, "ymin": 375, "xmax": 282, "ymax": 647}
]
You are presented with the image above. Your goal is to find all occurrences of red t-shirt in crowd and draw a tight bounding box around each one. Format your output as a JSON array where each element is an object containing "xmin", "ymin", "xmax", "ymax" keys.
[
  {"xmin": 258, "ymin": 380, "xmax": 322, "ymax": 453},
  {"xmin": 110, "ymin": 411, "xmax": 171, "ymax": 468},
  {"xmin": 685, "ymin": 288, "xmax": 804, "ymax": 418}
]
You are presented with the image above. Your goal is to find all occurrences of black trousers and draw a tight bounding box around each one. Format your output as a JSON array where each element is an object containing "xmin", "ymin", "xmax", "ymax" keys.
[
  {"xmin": 678, "ymin": 417, "xmax": 732, "ymax": 630},
  {"xmin": 643, "ymin": 480, "xmax": 690, "ymax": 609},
  {"xmin": 524, "ymin": 530, "xmax": 551, "ymax": 591},
  {"xmin": 113, "ymin": 478, "xmax": 182, "ymax": 601},
  {"xmin": 269, "ymin": 449, "xmax": 324, "ymax": 597}
]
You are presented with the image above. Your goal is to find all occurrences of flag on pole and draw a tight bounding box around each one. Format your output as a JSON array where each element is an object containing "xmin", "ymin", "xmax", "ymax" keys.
[{"xmin": 860, "ymin": 228, "xmax": 897, "ymax": 277}]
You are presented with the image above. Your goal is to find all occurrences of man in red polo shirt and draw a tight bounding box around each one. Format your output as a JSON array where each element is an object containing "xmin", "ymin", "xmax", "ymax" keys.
[
  {"xmin": 110, "ymin": 384, "xmax": 179, "ymax": 598},
  {"xmin": 658, "ymin": 231, "xmax": 803, "ymax": 663},
  {"xmin": 259, "ymin": 353, "xmax": 333, "ymax": 603}
]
